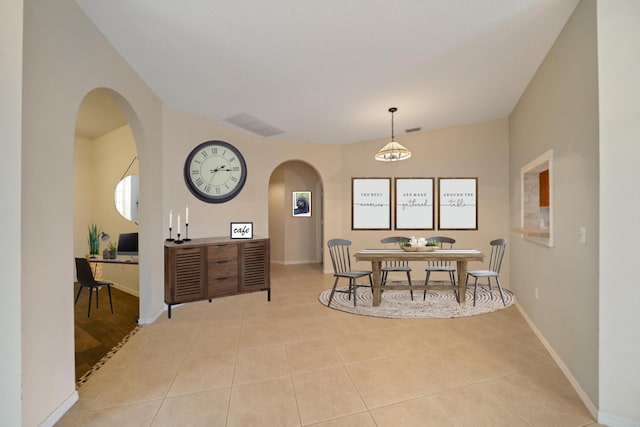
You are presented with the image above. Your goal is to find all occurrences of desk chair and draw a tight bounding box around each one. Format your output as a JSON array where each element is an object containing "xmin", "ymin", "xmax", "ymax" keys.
[
  {"xmin": 466, "ymin": 239, "xmax": 507, "ymax": 306},
  {"xmin": 75, "ymin": 257, "xmax": 114, "ymax": 317},
  {"xmin": 424, "ymin": 236, "xmax": 457, "ymax": 300},
  {"xmin": 380, "ymin": 236, "xmax": 414, "ymax": 300},
  {"xmin": 327, "ymin": 239, "xmax": 372, "ymax": 307}
]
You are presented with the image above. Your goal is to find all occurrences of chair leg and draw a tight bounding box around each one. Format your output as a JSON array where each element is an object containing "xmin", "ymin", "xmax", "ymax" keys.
[
  {"xmin": 351, "ymin": 278, "xmax": 357, "ymax": 307},
  {"xmin": 107, "ymin": 285, "xmax": 114, "ymax": 314},
  {"xmin": 327, "ymin": 276, "xmax": 340, "ymax": 307},
  {"xmin": 87, "ymin": 287, "xmax": 93, "ymax": 317},
  {"xmin": 495, "ymin": 277, "xmax": 506, "ymax": 306},
  {"xmin": 449, "ymin": 271, "xmax": 457, "ymax": 299},
  {"xmin": 487, "ymin": 277, "xmax": 494, "ymax": 300},
  {"xmin": 473, "ymin": 276, "xmax": 479, "ymax": 307},
  {"xmin": 96, "ymin": 286, "xmax": 99, "ymax": 308},
  {"xmin": 74, "ymin": 286, "xmax": 83, "ymax": 305},
  {"xmin": 423, "ymin": 271, "xmax": 431, "ymax": 300},
  {"xmin": 407, "ymin": 271, "xmax": 413, "ymax": 301}
]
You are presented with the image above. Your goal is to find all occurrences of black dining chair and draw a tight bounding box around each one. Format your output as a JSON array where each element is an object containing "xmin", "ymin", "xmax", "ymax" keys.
[
  {"xmin": 74, "ymin": 257, "xmax": 114, "ymax": 317},
  {"xmin": 380, "ymin": 236, "xmax": 414, "ymax": 300},
  {"xmin": 466, "ymin": 239, "xmax": 507, "ymax": 306},
  {"xmin": 326, "ymin": 239, "xmax": 373, "ymax": 307},
  {"xmin": 424, "ymin": 236, "xmax": 457, "ymax": 300}
]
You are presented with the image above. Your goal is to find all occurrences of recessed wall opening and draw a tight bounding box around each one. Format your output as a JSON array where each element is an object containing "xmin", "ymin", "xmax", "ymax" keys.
[{"xmin": 519, "ymin": 149, "xmax": 554, "ymax": 247}]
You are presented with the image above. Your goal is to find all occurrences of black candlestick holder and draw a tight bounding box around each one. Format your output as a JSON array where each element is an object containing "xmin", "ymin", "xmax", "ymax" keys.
[
  {"xmin": 184, "ymin": 223, "xmax": 191, "ymax": 241},
  {"xmin": 174, "ymin": 233, "xmax": 184, "ymax": 244},
  {"xmin": 166, "ymin": 227, "xmax": 175, "ymax": 242}
]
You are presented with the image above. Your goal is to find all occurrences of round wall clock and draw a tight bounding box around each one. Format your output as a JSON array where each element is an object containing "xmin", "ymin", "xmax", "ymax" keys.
[{"xmin": 183, "ymin": 140, "xmax": 248, "ymax": 203}]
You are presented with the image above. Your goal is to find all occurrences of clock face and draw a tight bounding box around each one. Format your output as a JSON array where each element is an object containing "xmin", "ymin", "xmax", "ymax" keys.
[{"xmin": 183, "ymin": 140, "xmax": 247, "ymax": 203}]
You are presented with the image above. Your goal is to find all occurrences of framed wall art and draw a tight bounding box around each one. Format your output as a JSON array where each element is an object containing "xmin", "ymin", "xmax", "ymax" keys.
[
  {"xmin": 438, "ymin": 178, "xmax": 478, "ymax": 230},
  {"xmin": 292, "ymin": 191, "xmax": 311, "ymax": 217},
  {"xmin": 351, "ymin": 178, "xmax": 391, "ymax": 230},
  {"xmin": 230, "ymin": 222, "xmax": 253, "ymax": 239},
  {"xmin": 394, "ymin": 178, "xmax": 434, "ymax": 230}
]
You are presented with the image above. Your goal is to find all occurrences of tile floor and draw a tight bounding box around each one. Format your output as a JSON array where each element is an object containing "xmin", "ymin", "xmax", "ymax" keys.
[{"xmin": 57, "ymin": 263, "xmax": 604, "ymax": 426}]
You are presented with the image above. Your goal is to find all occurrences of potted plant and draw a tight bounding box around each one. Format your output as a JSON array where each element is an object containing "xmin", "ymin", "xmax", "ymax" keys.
[
  {"xmin": 107, "ymin": 241, "xmax": 117, "ymax": 259},
  {"xmin": 87, "ymin": 224, "xmax": 101, "ymax": 258}
]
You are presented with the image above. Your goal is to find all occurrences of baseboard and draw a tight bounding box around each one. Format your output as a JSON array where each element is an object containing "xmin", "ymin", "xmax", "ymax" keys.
[
  {"xmin": 598, "ymin": 411, "xmax": 640, "ymax": 427},
  {"xmin": 110, "ymin": 281, "xmax": 139, "ymax": 297},
  {"xmin": 516, "ymin": 303, "xmax": 599, "ymax": 421},
  {"xmin": 283, "ymin": 259, "xmax": 321, "ymax": 265},
  {"xmin": 40, "ymin": 389, "xmax": 78, "ymax": 427},
  {"xmin": 137, "ymin": 305, "xmax": 165, "ymax": 324},
  {"xmin": 272, "ymin": 259, "xmax": 321, "ymax": 265}
]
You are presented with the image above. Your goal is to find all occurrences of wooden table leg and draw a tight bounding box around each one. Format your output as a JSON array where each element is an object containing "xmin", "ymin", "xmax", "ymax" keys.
[
  {"xmin": 371, "ymin": 261, "xmax": 382, "ymax": 306},
  {"xmin": 456, "ymin": 260, "xmax": 468, "ymax": 307}
]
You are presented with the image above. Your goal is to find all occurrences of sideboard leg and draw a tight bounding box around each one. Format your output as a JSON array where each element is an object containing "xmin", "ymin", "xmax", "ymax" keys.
[{"xmin": 167, "ymin": 304, "xmax": 172, "ymax": 319}]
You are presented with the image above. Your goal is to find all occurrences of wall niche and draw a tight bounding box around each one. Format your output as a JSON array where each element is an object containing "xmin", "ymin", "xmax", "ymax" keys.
[{"xmin": 518, "ymin": 149, "xmax": 554, "ymax": 247}]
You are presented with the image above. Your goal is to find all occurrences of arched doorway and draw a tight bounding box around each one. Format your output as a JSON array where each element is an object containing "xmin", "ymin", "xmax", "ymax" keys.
[
  {"xmin": 268, "ymin": 160, "xmax": 323, "ymax": 266},
  {"xmin": 72, "ymin": 88, "xmax": 140, "ymax": 380}
]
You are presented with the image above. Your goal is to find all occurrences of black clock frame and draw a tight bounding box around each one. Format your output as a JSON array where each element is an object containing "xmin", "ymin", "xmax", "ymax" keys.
[{"xmin": 183, "ymin": 140, "xmax": 248, "ymax": 203}]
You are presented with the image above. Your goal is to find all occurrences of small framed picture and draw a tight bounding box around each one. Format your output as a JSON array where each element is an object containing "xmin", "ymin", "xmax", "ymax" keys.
[
  {"xmin": 292, "ymin": 191, "xmax": 312, "ymax": 217},
  {"xmin": 230, "ymin": 222, "xmax": 253, "ymax": 239}
]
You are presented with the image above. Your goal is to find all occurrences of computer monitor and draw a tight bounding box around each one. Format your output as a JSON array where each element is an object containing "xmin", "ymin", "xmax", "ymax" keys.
[{"xmin": 117, "ymin": 232, "xmax": 138, "ymax": 257}]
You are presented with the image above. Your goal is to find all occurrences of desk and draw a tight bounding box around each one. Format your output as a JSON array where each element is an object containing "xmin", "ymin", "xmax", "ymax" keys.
[
  {"xmin": 87, "ymin": 258, "xmax": 139, "ymax": 265},
  {"xmin": 354, "ymin": 249, "xmax": 484, "ymax": 307}
]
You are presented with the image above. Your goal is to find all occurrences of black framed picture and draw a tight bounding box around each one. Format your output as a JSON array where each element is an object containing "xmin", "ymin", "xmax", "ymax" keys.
[{"xmin": 230, "ymin": 222, "xmax": 253, "ymax": 239}]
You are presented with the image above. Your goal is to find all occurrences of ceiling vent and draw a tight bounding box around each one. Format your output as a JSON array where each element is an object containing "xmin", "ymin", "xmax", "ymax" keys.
[
  {"xmin": 405, "ymin": 127, "xmax": 422, "ymax": 133},
  {"xmin": 225, "ymin": 113, "xmax": 284, "ymax": 137}
]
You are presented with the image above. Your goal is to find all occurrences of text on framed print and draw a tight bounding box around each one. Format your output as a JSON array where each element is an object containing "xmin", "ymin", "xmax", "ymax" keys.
[
  {"xmin": 394, "ymin": 178, "xmax": 434, "ymax": 230},
  {"xmin": 438, "ymin": 178, "xmax": 478, "ymax": 230},
  {"xmin": 351, "ymin": 178, "xmax": 391, "ymax": 230}
]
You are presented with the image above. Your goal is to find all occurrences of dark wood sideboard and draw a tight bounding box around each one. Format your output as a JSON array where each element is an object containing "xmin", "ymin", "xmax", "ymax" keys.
[{"xmin": 164, "ymin": 236, "xmax": 270, "ymax": 318}]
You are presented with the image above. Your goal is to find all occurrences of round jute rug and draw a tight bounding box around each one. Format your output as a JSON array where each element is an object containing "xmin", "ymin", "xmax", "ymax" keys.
[{"xmin": 318, "ymin": 282, "xmax": 516, "ymax": 319}]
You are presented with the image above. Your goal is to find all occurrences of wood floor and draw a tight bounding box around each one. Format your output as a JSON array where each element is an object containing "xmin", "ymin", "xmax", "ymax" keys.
[{"xmin": 73, "ymin": 283, "xmax": 139, "ymax": 381}]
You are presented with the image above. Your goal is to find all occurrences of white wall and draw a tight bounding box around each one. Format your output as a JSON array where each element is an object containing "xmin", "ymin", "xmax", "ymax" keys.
[
  {"xmin": 0, "ymin": 0, "xmax": 23, "ymax": 425},
  {"xmin": 21, "ymin": 0, "xmax": 163, "ymax": 424},
  {"xmin": 597, "ymin": 0, "xmax": 640, "ymax": 425},
  {"xmin": 509, "ymin": 0, "xmax": 599, "ymax": 412}
]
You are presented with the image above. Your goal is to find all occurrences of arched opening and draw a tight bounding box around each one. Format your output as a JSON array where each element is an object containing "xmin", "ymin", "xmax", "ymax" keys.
[
  {"xmin": 268, "ymin": 160, "xmax": 323, "ymax": 266},
  {"xmin": 72, "ymin": 88, "xmax": 140, "ymax": 381}
]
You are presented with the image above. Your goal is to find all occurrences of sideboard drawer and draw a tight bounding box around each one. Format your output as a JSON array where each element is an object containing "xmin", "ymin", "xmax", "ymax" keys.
[
  {"xmin": 207, "ymin": 244, "xmax": 237, "ymax": 261},
  {"xmin": 208, "ymin": 259, "xmax": 238, "ymax": 279},
  {"xmin": 208, "ymin": 276, "xmax": 238, "ymax": 297}
]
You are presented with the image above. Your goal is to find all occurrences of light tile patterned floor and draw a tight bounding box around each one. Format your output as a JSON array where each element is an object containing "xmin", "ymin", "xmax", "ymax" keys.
[{"xmin": 57, "ymin": 263, "xmax": 604, "ymax": 426}]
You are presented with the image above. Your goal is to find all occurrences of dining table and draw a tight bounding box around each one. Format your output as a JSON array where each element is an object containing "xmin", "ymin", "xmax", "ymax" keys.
[{"xmin": 354, "ymin": 249, "xmax": 485, "ymax": 307}]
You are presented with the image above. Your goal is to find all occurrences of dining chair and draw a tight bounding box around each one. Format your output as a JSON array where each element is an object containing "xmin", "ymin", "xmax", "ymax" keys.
[
  {"xmin": 424, "ymin": 236, "xmax": 457, "ymax": 300},
  {"xmin": 466, "ymin": 238, "xmax": 507, "ymax": 306},
  {"xmin": 75, "ymin": 257, "xmax": 115, "ymax": 317},
  {"xmin": 380, "ymin": 236, "xmax": 413, "ymax": 300},
  {"xmin": 326, "ymin": 239, "xmax": 373, "ymax": 307}
]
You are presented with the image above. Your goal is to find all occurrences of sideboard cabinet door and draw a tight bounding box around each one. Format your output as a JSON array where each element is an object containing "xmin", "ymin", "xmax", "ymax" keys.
[
  {"xmin": 164, "ymin": 246, "xmax": 205, "ymax": 304},
  {"xmin": 240, "ymin": 240, "xmax": 270, "ymax": 294}
]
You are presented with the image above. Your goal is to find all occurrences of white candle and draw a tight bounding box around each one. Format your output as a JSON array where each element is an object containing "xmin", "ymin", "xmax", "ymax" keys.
[
  {"xmin": 186, "ymin": 205, "xmax": 189, "ymax": 224},
  {"xmin": 177, "ymin": 214, "xmax": 181, "ymax": 235},
  {"xmin": 169, "ymin": 210, "xmax": 173, "ymax": 229}
]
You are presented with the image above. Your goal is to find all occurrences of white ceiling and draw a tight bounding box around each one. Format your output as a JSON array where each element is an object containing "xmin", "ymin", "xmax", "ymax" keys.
[{"xmin": 74, "ymin": 0, "xmax": 578, "ymax": 144}]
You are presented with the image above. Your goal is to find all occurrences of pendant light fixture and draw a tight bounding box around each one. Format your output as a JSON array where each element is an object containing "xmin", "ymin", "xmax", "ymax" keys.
[{"xmin": 374, "ymin": 107, "xmax": 412, "ymax": 162}]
